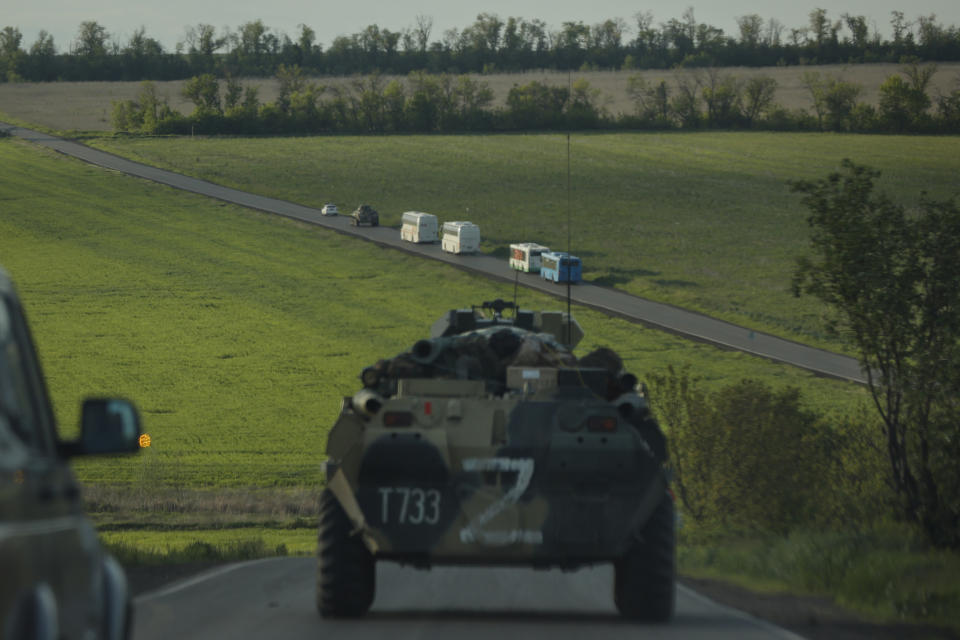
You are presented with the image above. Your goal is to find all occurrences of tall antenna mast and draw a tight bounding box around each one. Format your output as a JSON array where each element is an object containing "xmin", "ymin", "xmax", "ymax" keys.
[
  {"xmin": 566, "ymin": 132, "xmax": 572, "ymax": 347},
  {"xmin": 512, "ymin": 267, "xmax": 519, "ymax": 310}
]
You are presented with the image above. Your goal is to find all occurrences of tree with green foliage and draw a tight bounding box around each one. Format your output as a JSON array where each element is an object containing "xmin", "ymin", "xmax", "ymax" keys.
[
  {"xmin": 671, "ymin": 71, "xmax": 703, "ymax": 128},
  {"xmin": 792, "ymin": 161, "xmax": 960, "ymax": 549},
  {"xmin": 741, "ymin": 76, "xmax": 778, "ymax": 126},
  {"xmin": 879, "ymin": 59, "xmax": 937, "ymax": 131},
  {"xmin": 451, "ymin": 75, "xmax": 494, "ymax": 130},
  {"xmin": 626, "ymin": 75, "xmax": 671, "ymax": 125},
  {"xmin": 702, "ymin": 69, "xmax": 742, "ymax": 127},
  {"xmin": 111, "ymin": 81, "xmax": 177, "ymax": 133},
  {"xmin": 0, "ymin": 26, "xmax": 24, "ymax": 81},
  {"xmin": 647, "ymin": 366, "xmax": 824, "ymax": 535},
  {"xmin": 505, "ymin": 80, "xmax": 568, "ymax": 129},
  {"xmin": 182, "ymin": 74, "xmax": 221, "ymax": 115},
  {"xmin": 936, "ymin": 85, "xmax": 960, "ymax": 131},
  {"xmin": 822, "ymin": 77, "xmax": 862, "ymax": 131},
  {"xmin": 566, "ymin": 78, "xmax": 603, "ymax": 128},
  {"xmin": 73, "ymin": 21, "xmax": 109, "ymax": 58}
]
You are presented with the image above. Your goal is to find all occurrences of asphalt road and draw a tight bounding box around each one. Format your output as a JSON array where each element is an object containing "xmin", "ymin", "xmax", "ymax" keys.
[
  {"xmin": 133, "ymin": 557, "xmax": 804, "ymax": 640},
  {"xmin": 3, "ymin": 123, "xmax": 865, "ymax": 384}
]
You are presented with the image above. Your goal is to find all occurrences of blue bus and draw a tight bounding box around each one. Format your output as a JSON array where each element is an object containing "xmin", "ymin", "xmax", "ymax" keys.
[{"xmin": 540, "ymin": 251, "xmax": 582, "ymax": 284}]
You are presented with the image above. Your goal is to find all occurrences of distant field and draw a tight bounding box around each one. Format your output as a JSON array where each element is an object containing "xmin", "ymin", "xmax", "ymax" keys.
[
  {"xmin": 0, "ymin": 137, "xmax": 867, "ymax": 489},
  {"xmin": 2, "ymin": 62, "xmax": 959, "ymax": 132},
  {"xmin": 86, "ymin": 132, "xmax": 960, "ymax": 352}
]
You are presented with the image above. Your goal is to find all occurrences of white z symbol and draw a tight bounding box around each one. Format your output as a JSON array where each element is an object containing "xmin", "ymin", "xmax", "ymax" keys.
[{"xmin": 459, "ymin": 457, "xmax": 543, "ymax": 546}]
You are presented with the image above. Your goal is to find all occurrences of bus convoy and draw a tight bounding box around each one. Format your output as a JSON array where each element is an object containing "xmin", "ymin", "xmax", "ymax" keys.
[{"xmin": 336, "ymin": 206, "xmax": 583, "ymax": 282}]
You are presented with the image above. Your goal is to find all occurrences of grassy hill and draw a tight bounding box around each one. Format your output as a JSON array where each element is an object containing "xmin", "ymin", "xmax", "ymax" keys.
[
  {"xmin": 5, "ymin": 132, "xmax": 959, "ymax": 631},
  {"xmin": 88, "ymin": 131, "xmax": 960, "ymax": 353},
  {"xmin": 0, "ymin": 136, "xmax": 866, "ymax": 489}
]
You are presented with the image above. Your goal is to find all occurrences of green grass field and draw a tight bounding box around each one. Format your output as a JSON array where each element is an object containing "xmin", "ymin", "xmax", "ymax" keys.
[
  {"xmin": 0, "ymin": 137, "xmax": 866, "ymax": 489},
  {"xmin": 4, "ymin": 133, "xmax": 959, "ymax": 629},
  {"xmin": 88, "ymin": 132, "xmax": 960, "ymax": 352}
]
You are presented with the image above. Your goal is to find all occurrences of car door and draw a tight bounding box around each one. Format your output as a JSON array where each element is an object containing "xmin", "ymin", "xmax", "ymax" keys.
[{"xmin": 0, "ymin": 292, "xmax": 100, "ymax": 639}]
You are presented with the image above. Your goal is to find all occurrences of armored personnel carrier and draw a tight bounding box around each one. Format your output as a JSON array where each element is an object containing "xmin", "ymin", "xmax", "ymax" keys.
[
  {"xmin": 317, "ymin": 299, "xmax": 673, "ymax": 620},
  {"xmin": 351, "ymin": 204, "xmax": 379, "ymax": 227}
]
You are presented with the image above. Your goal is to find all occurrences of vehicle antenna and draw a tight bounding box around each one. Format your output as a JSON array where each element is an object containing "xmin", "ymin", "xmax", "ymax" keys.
[
  {"xmin": 513, "ymin": 267, "xmax": 520, "ymax": 312},
  {"xmin": 566, "ymin": 131, "xmax": 572, "ymax": 347}
]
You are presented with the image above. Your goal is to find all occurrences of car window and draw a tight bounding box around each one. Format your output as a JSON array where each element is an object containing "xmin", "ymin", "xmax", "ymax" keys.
[{"xmin": 0, "ymin": 297, "xmax": 52, "ymax": 454}]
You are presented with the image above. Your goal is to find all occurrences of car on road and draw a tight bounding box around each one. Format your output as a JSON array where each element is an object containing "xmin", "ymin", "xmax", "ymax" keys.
[
  {"xmin": 321, "ymin": 204, "xmax": 339, "ymax": 216},
  {"xmin": 351, "ymin": 204, "xmax": 379, "ymax": 227},
  {"xmin": 1, "ymin": 265, "xmax": 143, "ymax": 640}
]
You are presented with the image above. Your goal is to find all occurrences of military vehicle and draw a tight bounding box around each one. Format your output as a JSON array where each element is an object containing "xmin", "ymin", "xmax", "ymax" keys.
[
  {"xmin": 1, "ymin": 264, "xmax": 143, "ymax": 640},
  {"xmin": 351, "ymin": 204, "xmax": 379, "ymax": 227},
  {"xmin": 317, "ymin": 299, "xmax": 674, "ymax": 621}
]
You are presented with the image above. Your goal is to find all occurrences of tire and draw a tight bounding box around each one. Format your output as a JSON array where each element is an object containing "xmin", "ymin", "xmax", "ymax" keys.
[
  {"xmin": 316, "ymin": 489, "xmax": 375, "ymax": 617},
  {"xmin": 7, "ymin": 586, "xmax": 58, "ymax": 640},
  {"xmin": 613, "ymin": 492, "xmax": 676, "ymax": 622}
]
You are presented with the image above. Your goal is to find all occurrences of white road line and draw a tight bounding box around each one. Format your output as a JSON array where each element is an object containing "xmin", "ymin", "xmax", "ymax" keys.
[
  {"xmin": 134, "ymin": 557, "xmax": 278, "ymax": 602},
  {"xmin": 678, "ymin": 584, "xmax": 808, "ymax": 640}
]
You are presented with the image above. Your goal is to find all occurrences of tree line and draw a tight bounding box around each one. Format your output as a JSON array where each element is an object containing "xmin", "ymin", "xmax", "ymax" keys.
[
  {"xmin": 3, "ymin": 8, "xmax": 960, "ymax": 82},
  {"xmin": 648, "ymin": 161, "xmax": 960, "ymax": 551},
  {"xmin": 111, "ymin": 61, "xmax": 960, "ymax": 136}
]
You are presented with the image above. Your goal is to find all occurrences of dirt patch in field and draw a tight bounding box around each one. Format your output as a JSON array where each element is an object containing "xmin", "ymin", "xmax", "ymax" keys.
[{"xmin": 2, "ymin": 63, "xmax": 958, "ymax": 132}]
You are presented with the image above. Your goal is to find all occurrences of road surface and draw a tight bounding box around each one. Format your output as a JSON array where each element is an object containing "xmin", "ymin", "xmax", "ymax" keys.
[
  {"xmin": 3, "ymin": 123, "xmax": 865, "ymax": 384},
  {"xmin": 133, "ymin": 557, "xmax": 804, "ymax": 640}
]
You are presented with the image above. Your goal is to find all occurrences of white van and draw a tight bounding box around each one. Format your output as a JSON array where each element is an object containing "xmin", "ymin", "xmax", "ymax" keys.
[
  {"xmin": 510, "ymin": 242, "xmax": 551, "ymax": 273},
  {"xmin": 400, "ymin": 211, "xmax": 439, "ymax": 243},
  {"xmin": 441, "ymin": 221, "xmax": 481, "ymax": 254}
]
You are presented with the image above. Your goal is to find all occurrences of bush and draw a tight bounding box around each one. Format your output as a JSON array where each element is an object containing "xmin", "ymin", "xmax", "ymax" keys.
[{"xmin": 647, "ymin": 366, "xmax": 891, "ymax": 538}]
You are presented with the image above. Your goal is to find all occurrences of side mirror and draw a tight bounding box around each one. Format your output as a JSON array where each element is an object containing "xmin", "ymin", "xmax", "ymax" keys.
[{"xmin": 76, "ymin": 398, "xmax": 142, "ymax": 455}]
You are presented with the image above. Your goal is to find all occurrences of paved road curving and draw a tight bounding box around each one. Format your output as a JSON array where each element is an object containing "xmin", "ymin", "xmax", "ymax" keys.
[
  {"xmin": 3, "ymin": 123, "xmax": 865, "ymax": 384},
  {"xmin": 133, "ymin": 557, "xmax": 804, "ymax": 640}
]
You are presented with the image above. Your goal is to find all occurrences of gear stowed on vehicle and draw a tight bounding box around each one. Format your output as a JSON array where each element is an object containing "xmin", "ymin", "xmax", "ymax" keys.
[{"xmin": 317, "ymin": 299, "xmax": 675, "ymax": 621}]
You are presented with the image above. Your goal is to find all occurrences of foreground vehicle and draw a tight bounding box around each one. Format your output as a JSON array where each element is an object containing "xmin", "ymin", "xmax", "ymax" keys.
[
  {"xmin": 317, "ymin": 299, "xmax": 674, "ymax": 621},
  {"xmin": 321, "ymin": 203, "xmax": 339, "ymax": 216},
  {"xmin": 1, "ymin": 265, "xmax": 142, "ymax": 640}
]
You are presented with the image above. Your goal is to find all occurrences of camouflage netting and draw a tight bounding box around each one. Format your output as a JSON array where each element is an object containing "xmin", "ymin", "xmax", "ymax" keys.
[
  {"xmin": 356, "ymin": 327, "xmax": 667, "ymax": 460},
  {"xmin": 360, "ymin": 327, "xmax": 627, "ymax": 400}
]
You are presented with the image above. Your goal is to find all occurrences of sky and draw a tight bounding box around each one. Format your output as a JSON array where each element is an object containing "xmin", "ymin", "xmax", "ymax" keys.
[{"xmin": 6, "ymin": 0, "xmax": 960, "ymax": 54}]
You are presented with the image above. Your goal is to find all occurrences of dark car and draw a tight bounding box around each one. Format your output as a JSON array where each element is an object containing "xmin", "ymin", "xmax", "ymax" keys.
[
  {"xmin": 351, "ymin": 204, "xmax": 379, "ymax": 227},
  {"xmin": 1, "ymin": 265, "xmax": 142, "ymax": 640}
]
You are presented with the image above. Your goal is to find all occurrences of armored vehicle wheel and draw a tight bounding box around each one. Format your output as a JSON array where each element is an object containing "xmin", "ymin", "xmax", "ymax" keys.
[
  {"xmin": 316, "ymin": 489, "xmax": 375, "ymax": 617},
  {"xmin": 613, "ymin": 492, "xmax": 676, "ymax": 622}
]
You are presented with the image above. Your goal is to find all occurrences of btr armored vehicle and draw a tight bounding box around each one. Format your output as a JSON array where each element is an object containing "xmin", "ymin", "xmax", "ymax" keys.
[
  {"xmin": 317, "ymin": 299, "xmax": 674, "ymax": 621},
  {"xmin": 351, "ymin": 204, "xmax": 379, "ymax": 227},
  {"xmin": 1, "ymin": 265, "xmax": 143, "ymax": 640}
]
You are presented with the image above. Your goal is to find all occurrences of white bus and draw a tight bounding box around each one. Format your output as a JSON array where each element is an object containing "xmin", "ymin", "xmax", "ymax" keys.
[
  {"xmin": 441, "ymin": 221, "xmax": 481, "ymax": 254},
  {"xmin": 400, "ymin": 211, "xmax": 439, "ymax": 243},
  {"xmin": 509, "ymin": 243, "xmax": 551, "ymax": 273}
]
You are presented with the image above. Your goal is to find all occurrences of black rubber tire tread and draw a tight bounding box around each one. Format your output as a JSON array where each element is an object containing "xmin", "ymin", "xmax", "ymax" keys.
[
  {"xmin": 316, "ymin": 488, "xmax": 375, "ymax": 617},
  {"xmin": 613, "ymin": 492, "xmax": 676, "ymax": 622}
]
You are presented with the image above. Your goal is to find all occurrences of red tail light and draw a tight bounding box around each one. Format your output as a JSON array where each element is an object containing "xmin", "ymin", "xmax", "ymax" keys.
[
  {"xmin": 587, "ymin": 416, "xmax": 617, "ymax": 432},
  {"xmin": 383, "ymin": 411, "xmax": 413, "ymax": 427}
]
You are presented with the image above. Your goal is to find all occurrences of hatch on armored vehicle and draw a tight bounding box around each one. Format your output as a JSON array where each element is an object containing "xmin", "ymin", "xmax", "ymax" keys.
[{"xmin": 317, "ymin": 299, "xmax": 674, "ymax": 621}]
